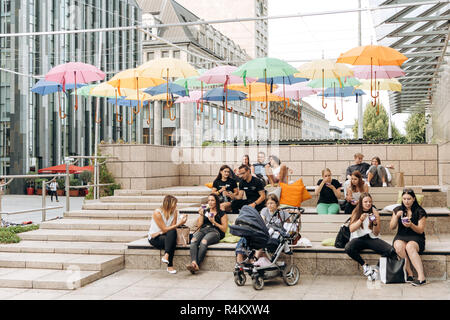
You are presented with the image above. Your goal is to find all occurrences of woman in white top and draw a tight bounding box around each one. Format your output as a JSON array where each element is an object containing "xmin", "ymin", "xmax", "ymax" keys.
[
  {"xmin": 148, "ymin": 195, "xmax": 187, "ymax": 274},
  {"xmin": 265, "ymin": 155, "xmax": 289, "ymax": 186},
  {"xmin": 345, "ymin": 193, "xmax": 396, "ymax": 280},
  {"xmin": 344, "ymin": 171, "xmax": 369, "ymax": 214}
]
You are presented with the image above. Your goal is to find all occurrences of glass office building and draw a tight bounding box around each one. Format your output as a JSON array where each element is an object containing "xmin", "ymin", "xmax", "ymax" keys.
[{"xmin": 0, "ymin": 0, "xmax": 142, "ymax": 192}]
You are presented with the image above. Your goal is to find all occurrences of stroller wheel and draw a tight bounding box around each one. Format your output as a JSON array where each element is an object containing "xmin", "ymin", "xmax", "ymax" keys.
[
  {"xmin": 252, "ymin": 275, "xmax": 264, "ymax": 290},
  {"xmin": 234, "ymin": 271, "xmax": 246, "ymax": 286},
  {"xmin": 282, "ymin": 264, "xmax": 300, "ymax": 286}
]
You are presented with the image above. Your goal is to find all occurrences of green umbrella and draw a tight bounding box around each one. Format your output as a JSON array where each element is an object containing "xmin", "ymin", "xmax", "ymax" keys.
[
  {"xmin": 71, "ymin": 84, "xmax": 97, "ymax": 96},
  {"xmin": 307, "ymin": 77, "xmax": 361, "ymax": 89},
  {"xmin": 232, "ymin": 57, "xmax": 298, "ymax": 114}
]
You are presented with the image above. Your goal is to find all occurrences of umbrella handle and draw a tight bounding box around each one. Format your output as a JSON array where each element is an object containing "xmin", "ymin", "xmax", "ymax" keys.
[
  {"xmin": 115, "ymin": 90, "xmax": 123, "ymax": 122},
  {"xmin": 134, "ymin": 101, "xmax": 141, "ymax": 114},
  {"xmin": 95, "ymin": 107, "xmax": 102, "ymax": 124},
  {"xmin": 219, "ymin": 106, "xmax": 225, "ymax": 125},
  {"xmin": 127, "ymin": 107, "xmax": 134, "ymax": 125},
  {"xmin": 265, "ymin": 70, "xmax": 268, "ymax": 110},
  {"xmin": 74, "ymin": 71, "xmax": 78, "ymax": 111},
  {"xmin": 322, "ymin": 70, "xmax": 327, "ymax": 109},
  {"xmin": 58, "ymin": 96, "xmax": 67, "ymax": 120},
  {"xmin": 371, "ymin": 97, "xmax": 378, "ymax": 109},
  {"xmin": 265, "ymin": 108, "xmax": 268, "ymax": 125},
  {"xmin": 134, "ymin": 78, "xmax": 140, "ymax": 114},
  {"xmin": 245, "ymin": 101, "xmax": 252, "ymax": 117},
  {"xmin": 225, "ymin": 88, "xmax": 233, "ymax": 112},
  {"xmin": 146, "ymin": 103, "xmax": 151, "ymax": 125},
  {"xmin": 169, "ymin": 106, "xmax": 176, "ymax": 121},
  {"xmin": 200, "ymin": 82, "xmax": 204, "ymax": 113},
  {"xmin": 370, "ymin": 66, "xmax": 379, "ymax": 99},
  {"xmin": 245, "ymin": 86, "xmax": 252, "ymax": 117},
  {"xmin": 298, "ymin": 99, "xmax": 302, "ymax": 121},
  {"xmin": 337, "ymin": 105, "xmax": 344, "ymax": 121}
]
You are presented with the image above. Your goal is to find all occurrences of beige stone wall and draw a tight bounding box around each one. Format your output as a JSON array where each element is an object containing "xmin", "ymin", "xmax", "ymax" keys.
[
  {"xmin": 99, "ymin": 144, "xmax": 179, "ymax": 190},
  {"xmin": 100, "ymin": 144, "xmax": 439, "ymax": 189}
]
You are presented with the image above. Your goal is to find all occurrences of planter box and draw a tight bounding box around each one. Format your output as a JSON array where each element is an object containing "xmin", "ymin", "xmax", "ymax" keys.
[
  {"xmin": 26, "ymin": 187, "xmax": 35, "ymax": 195},
  {"xmin": 69, "ymin": 189, "xmax": 79, "ymax": 197},
  {"xmin": 36, "ymin": 189, "xmax": 42, "ymax": 195},
  {"xmin": 57, "ymin": 189, "xmax": 65, "ymax": 196}
]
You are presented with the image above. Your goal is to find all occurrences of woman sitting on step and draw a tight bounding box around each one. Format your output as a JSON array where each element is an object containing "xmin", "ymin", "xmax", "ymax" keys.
[
  {"xmin": 187, "ymin": 193, "xmax": 228, "ymax": 274},
  {"xmin": 147, "ymin": 195, "xmax": 187, "ymax": 274},
  {"xmin": 344, "ymin": 171, "xmax": 369, "ymax": 214},
  {"xmin": 390, "ymin": 188, "xmax": 427, "ymax": 286}
]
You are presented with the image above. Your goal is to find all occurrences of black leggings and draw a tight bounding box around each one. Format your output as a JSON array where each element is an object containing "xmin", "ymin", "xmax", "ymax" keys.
[
  {"xmin": 345, "ymin": 234, "xmax": 396, "ymax": 266},
  {"xmin": 190, "ymin": 227, "xmax": 220, "ymax": 266},
  {"xmin": 149, "ymin": 229, "xmax": 177, "ymax": 267}
]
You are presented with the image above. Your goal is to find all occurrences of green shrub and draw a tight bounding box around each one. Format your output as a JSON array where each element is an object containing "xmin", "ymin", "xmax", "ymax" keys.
[
  {"xmin": 0, "ymin": 230, "xmax": 20, "ymax": 243},
  {"xmin": 0, "ymin": 224, "xmax": 39, "ymax": 243}
]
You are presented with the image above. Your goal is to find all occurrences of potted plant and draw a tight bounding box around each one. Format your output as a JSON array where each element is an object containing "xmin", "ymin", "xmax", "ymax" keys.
[
  {"xmin": 25, "ymin": 175, "xmax": 35, "ymax": 195},
  {"xmin": 56, "ymin": 178, "xmax": 65, "ymax": 196},
  {"xmin": 79, "ymin": 170, "xmax": 92, "ymax": 197},
  {"xmin": 69, "ymin": 178, "xmax": 81, "ymax": 197},
  {"xmin": 34, "ymin": 178, "xmax": 47, "ymax": 195}
]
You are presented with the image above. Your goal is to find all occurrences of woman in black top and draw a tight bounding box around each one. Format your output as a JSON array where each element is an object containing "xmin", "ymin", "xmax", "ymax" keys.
[
  {"xmin": 212, "ymin": 165, "xmax": 238, "ymax": 212},
  {"xmin": 187, "ymin": 193, "xmax": 228, "ymax": 274},
  {"xmin": 390, "ymin": 188, "xmax": 427, "ymax": 286},
  {"xmin": 315, "ymin": 168, "xmax": 342, "ymax": 214}
]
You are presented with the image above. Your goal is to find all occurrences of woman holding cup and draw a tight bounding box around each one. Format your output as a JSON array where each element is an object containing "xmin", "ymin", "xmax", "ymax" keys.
[
  {"xmin": 345, "ymin": 171, "xmax": 369, "ymax": 214},
  {"xmin": 390, "ymin": 188, "xmax": 427, "ymax": 286},
  {"xmin": 187, "ymin": 193, "xmax": 228, "ymax": 274}
]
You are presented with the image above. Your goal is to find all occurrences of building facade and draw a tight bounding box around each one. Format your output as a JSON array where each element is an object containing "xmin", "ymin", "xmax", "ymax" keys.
[
  {"xmin": 0, "ymin": 0, "xmax": 142, "ymax": 192},
  {"xmin": 301, "ymin": 103, "xmax": 330, "ymax": 139},
  {"xmin": 175, "ymin": 0, "xmax": 268, "ymax": 59}
]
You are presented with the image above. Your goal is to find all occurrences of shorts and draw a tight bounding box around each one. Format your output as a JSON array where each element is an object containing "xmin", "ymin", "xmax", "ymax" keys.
[{"xmin": 235, "ymin": 237, "xmax": 248, "ymax": 256}]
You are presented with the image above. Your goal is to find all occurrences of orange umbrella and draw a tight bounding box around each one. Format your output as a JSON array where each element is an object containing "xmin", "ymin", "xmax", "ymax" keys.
[
  {"xmin": 337, "ymin": 45, "xmax": 407, "ymax": 106},
  {"xmin": 246, "ymin": 92, "xmax": 289, "ymax": 125}
]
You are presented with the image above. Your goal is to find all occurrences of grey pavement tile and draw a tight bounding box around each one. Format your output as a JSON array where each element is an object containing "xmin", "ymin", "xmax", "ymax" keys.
[
  {"xmin": 105, "ymin": 286, "xmax": 168, "ymax": 300},
  {"xmin": 154, "ymin": 287, "xmax": 214, "ymax": 300},
  {"xmin": 0, "ymin": 288, "xmax": 28, "ymax": 299},
  {"xmin": 7, "ymin": 289, "xmax": 72, "ymax": 300}
]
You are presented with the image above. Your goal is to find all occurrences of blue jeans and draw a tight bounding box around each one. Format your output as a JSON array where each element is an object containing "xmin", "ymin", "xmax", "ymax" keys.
[{"xmin": 190, "ymin": 227, "xmax": 220, "ymax": 266}]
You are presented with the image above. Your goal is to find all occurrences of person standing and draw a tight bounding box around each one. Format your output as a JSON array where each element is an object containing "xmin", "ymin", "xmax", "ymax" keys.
[
  {"xmin": 147, "ymin": 195, "xmax": 187, "ymax": 274},
  {"xmin": 390, "ymin": 188, "xmax": 427, "ymax": 286},
  {"xmin": 49, "ymin": 180, "xmax": 59, "ymax": 202},
  {"xmin": 315, "ymin": 168, "xmax": 342, "ymax": 214},
  {"xmin": 230, "ymin": 165, "xmax": 266, "ymax": 214}
]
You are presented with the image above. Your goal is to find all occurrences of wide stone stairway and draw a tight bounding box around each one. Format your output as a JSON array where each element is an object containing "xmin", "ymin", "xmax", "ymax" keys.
[{"xmin": 0, "ymin": 186, "xmax": 448, "ymax": 290}]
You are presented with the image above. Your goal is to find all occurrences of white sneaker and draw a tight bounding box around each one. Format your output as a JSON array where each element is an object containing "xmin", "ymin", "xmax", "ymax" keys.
[
  {"xmin": 167, "ymin": 268, "xmax": 177, "ymax": 274},
  {"xmin": 368, "ymin": 269, "xmax": 378, "ymax": 281},
  {"xmin": 362, "ymin": 264, "xmax": 373, "ymax": 277},
  {"xmin": 161, "ymin": 256, "xmax": 169, "ymax": 264}
]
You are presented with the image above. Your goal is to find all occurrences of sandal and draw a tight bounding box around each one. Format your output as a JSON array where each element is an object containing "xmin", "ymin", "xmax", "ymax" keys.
[{"xmin": 186, "ymin": 263, "xmax": 196, "ymax": 274}]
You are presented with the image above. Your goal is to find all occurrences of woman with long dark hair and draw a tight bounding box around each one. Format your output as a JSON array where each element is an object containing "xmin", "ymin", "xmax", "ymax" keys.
[
  {"xmin": 265, "ymin": 155, "xmax": 288, "ymax": 185},
  {"xmin": 147, "ymin": 195, "xmax": 187, "ymax": 274},
  {"xmin": 212, "ymin": 165, "xmax": 238, "ymax": 212},
  {"xmin": 345, "ymin": 193, "xmax": 396, "ymax": 280},
  {"xmin": 390, "ymin": 188, "xmax": 427, "ymax": 286},
  {"xmin": 187, "ymin": 193, "xmax": 228, "ymax": 274},
  {"xmin": 345, "ymin": 171, "xmax": 369, "ymax": 214}
]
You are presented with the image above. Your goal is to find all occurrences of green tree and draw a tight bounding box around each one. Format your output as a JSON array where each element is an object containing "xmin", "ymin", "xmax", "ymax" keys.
[
  {"xmin": 353, "ymin": 102, "xmax": 405, "ymax": 142},
  {"xmin": 405, "ymin": 112, "xmax": 426, "ymax": 143}
]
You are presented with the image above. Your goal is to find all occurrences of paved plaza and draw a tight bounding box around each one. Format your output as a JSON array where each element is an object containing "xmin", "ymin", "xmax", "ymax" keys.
[{"xmin": 0, "ymin": 270, "xmax": 447, "ymax": 300}]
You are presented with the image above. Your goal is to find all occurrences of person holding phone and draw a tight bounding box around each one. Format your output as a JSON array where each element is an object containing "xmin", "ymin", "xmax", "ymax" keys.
[
  {"xmin": 345, "ymin": 193, "xmax": 396, "ymax": 280},
  {"xmin": 147, "ymin": 195, "xmax": 187, "ymax": 274},
  {"xmin": 187, "ymin": 193, "xmax": 228, "ymax": 274},
  {"xmin": 390, "ymin": 188, "xmax": 427, "ymax": 286}
]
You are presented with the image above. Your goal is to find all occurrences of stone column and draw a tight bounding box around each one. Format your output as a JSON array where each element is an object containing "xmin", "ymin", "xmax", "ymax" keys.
[
  {"xmin": 180, "ymin": 102, "xmax": 194, "ymax": 146},
  {"xmin": 154, "ymin": 101, "xmax": 162, "ymax": 145}
]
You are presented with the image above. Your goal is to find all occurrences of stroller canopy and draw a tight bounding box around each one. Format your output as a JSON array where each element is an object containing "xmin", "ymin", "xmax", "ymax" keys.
[{"xmin": 230, "ymin": 205, "xmax": 270, "ymax": 249}]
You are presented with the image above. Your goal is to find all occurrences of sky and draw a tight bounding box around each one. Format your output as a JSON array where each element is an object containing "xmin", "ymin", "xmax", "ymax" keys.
[{"xmin": 267, "ymin": 0, "xmax": 409, "ymax": 134}]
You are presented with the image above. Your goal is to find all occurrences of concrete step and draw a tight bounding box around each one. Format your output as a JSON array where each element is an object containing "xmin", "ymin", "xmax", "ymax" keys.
[
  {"xmin": 0, "ymin": 241, "xmax": 127, "ymax": 255},
  {"xmin": 0, "ymin": 267, "xmax": 102, "ymax": 290},
  {"xmin": 19, "ymin": 229, "xmax": 147, "ymax": 243},
  {"xmin": 82, "ymin": 202, "xmax": 198, "ymax": 210},
  {"xmin": 41, "ymin": 219, "xmax": 150, "ymax": 231},
  {"xmin": 115, "ymin": 187, "xmax": 211, "ymax": 197},
  {"xmin": 0, "ymin": 252, "xmax": 123, "ymax": 272},
  {"xmin": 64, "ymin": 210, "xmax": 154, "ymax": 220},
  {"xmin": 100, "ymin": 195, "xmax": 208, "ymax": 203}
]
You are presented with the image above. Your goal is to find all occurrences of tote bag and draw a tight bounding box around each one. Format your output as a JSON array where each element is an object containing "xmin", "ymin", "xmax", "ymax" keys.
[
  {"xmin": 379, "ymin": 256, "xmax": 407, "ymax": 284},
  {"xmin": 176, "ymin": 225, "xmax": 191, "ymax": 246},
  {"xmin": 334, "ymin": 217, "xmax": 351, "ymax": 248}
]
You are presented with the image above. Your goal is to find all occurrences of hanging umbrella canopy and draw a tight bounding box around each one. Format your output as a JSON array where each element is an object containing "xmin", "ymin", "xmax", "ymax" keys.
[
  {"xmin": 352, "ymin": 65, "xmax": 405, "ymax": 79},
  {"xmin": 144, "ymin": 82, "xmax": 188, "ymax": 97},
  {"xmin": 198, "ymin": 65, "xmax": 256, "ymax": 85},
  {"xmin": 137, "ymin": 58, "xmax": 199, "ymax": 78},
  {"xmin": 295, "ymin": 59, "xmax": 354, "ymax": 79},
  {"xmin": 124, "ymin": 92, "xmax": 153, "ymax": 101},
  {"xmin": 307, "ymin": 77, "xmax": 361, "ymax": 89},
  {"xmin": 108, "ymin": 68, "xmax": 166, "ymax": 90},
  {"xmin": 273, "ymin": 82, "xmax": 317, "ymax": 100},
  {"xmin": 228, "ymin": 82, "xmax": 276, "ymax": 94},
  {"xmin": 45, "ymin": 62, "xmax": 106, "ymax": 85},
  {"xmin": 38, "ymin": 164, "xmax": 88, "ymax": 174},
  {"xmin": 203, "ymin": 88, "xmax": 247, "ymax": 102},
  {"xmin": 174, "ymin": 90, "xmax": 204, "ymax": 103},
  {"xmin": 357, "ymin": 78, "xmax": 402, "ymax": 92},
  {"xmin": 31, "ymin": 80, "xmax": 86, "ymax": 96},
  {"xmin": 318, "ymin": 86, "xmax": 366, "ymax": 97},
  {"xmin": 256, "ymin": 75, "xmax": 308, "ymax": 85},
  {"xmin": 337, "ymin": 45, "xmax": 408, "ymax": 66},
  {"xmin": 246, "ymin": 92, "xmax": 289, "ymax": 102},
  {"xmin": 89, "ymin": 82, "xmax": 134, "ymax": 98},
  {"xmin": 233, "ymin": 57, "xmax": 298, "ymax": 80}
]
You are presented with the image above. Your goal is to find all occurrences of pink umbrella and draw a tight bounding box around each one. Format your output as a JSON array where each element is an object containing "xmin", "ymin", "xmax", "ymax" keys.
[
  {"xmin": 174, "ymin": 90, "xmax": 205, "ymax": 122},
  {"xmin": 197, "ymin": 66, "xmax": 256, "ymax": 115},
  {"xmin": 45, "ymin": 62, "xmax": 106, "ymax": 111},
  {"xmin": 273, "ymin": 82, "xmax": 317, "ymax": 100},
  {"xmin": 352, "ymin": 65, "xmax": 405, "ymax": 79}
]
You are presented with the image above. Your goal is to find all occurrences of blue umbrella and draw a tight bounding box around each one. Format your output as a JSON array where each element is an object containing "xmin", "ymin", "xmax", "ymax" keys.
[
  {"xmin": 256, "ymin": 75, "xmax": 308, "ymax": 93},
  {"xmin": 318, "ymin": 86, "xmax": 365, "ymax": 121},
  {"xmin": 107, "ymin": 98, "xmax": 149, "ymax": 125},
  {"xmin": 203, "ymin": 88, "xmax": 246, "ymax": 125},
  {"xmin": 144, "ymin": 82, "xmax": 188, "ymax": 97},
  {"xmin": 31, "ymin": 79, "xmax": 86, "ymax": 95}
]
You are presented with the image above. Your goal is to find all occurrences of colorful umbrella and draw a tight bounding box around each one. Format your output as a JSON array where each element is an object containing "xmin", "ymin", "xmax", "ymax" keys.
[
  {"xmin": 107, "ymin": 98, "xmax": 149, "ymax": 125},
  {"xmin": 232, "ymin": 57, "xmax": 298, "ymax": 111},
  {"xmin": 203, "ymin": 88, "xmax": 247, "ymax": 125},
  {"xmin": 295, "ymin": 59, "xmax": 354, "ymax": 109},
  {"xmin": 38, "ymin": 164, "xmax": 89, "ymax": 174},
  {"xmin": 45, "ymin": 62, "xmax": 106, "ymax": 112},
  {"xmin": 337, "ymin": 45, "xmax": 407, "ymax": 105},
  {"xmin": 318, "ymin": 87, "xmax": 366, "ymax": 121},
  {"xmin": 357, "ymin": 78, "xmax": 402, "ymax": 92},
  {"xmin": 144, "ymin": 82, "xmax": 188, "ymax": 98},
  {"xmin": 273, "ymin": 83, "xmax": 316, "ymax": 120},
  {"xmin": 71, "ymin": 84, "xmax": 97, "ymax": 97},
  {"xmin": 246, "ymin": 92, "xmax": 289, "ymax": 124},
  {"xmin": 352, "ymin": 65, "xmax": 405, "ymax": 79},
  {"xmin": 174, "ymin": 90, "xmax": 205, "ymax": 122},
  {"xmin": 31, "ymin": 80, "xmax": 86, "ymax": 95}
]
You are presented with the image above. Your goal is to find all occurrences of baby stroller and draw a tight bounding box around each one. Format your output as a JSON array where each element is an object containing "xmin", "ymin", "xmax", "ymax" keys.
[{"xmin": 230, "ymin": 205, "xmax": 303, "ymax": 290}]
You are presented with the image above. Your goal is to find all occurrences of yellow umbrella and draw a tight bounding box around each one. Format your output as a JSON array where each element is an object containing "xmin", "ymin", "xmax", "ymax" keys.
[
  {"xmin": 91, "ymin": 82, "xmax": 136, "ymax": 123},
  {"xmin": 295, "ymin": 59, "xmax": 354, "ymax": 109},
  {"xmin": 357, "ymin": 78, "xmax": 402, "ymax": 92},
  {"xmin": 246, "ymin": 92, "xmax": 289, "ymax": 125},
  {"xmin": 228, "ymin": 82, "xmax": 277, "ymax": 94}
]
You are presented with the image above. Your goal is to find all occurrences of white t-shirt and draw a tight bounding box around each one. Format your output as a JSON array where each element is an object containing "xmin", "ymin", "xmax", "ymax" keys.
[
  {"xmin": 50, "ymin": 182, "xmax": 58, "ymax": 191},
  {"xmin": 350, "ymin": 215, "xmax": 379, "ymax": 240},
  {"xmin": 148, "ymin": 209, "xmax": 175, "ymax": 240}
]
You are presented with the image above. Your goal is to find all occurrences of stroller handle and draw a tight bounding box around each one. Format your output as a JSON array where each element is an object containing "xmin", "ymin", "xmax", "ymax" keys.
[{"xmin": 280, "ymin": 206, "xmax": 305, "ymax": 214}]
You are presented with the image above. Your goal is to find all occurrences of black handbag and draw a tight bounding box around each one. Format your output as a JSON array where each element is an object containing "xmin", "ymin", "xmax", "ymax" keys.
[
  {"xmin": 379, "ymin": 255, "xmax": 407, "ymax": 284},
  {"xmin": 334, "ymin": 217, "xmax": 351, "ymax": 248}
]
